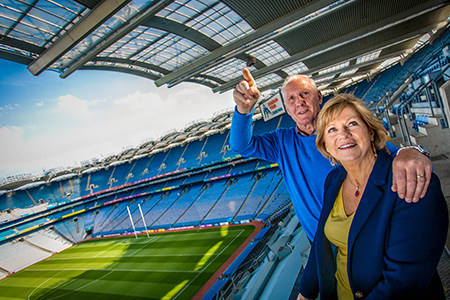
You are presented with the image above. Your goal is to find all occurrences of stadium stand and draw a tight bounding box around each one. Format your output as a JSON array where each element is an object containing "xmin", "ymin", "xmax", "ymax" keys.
[
  {"xmin": 198, "ymin": 133, "xmax": 230, "ymax": 165},
  {"xmin": 26, "ymin": 229, "xmax": 72, "ymax": 253},
  {"xmin": 234, "ymin": 170, "xmax": 284, "ymax": 221},
  {"xmin": 180, "ymin": 139, "xmax": 207, "ymax": 167},
  {"xmin": 201, "ymin": 174, "xmax": 255, "ymax": 223},
  {"xmin": 156, "ymin": 186, "xmax": 202, "ymax": 226},
  {"xmin": 0, "ymin": 241, "xmax": 52, "ymax": 274}
]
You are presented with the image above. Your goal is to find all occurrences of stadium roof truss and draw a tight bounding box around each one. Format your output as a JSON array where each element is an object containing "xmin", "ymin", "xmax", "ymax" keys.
[{"xmin": 1, "ymin": 0, "xmax": 450, "ymax": 97}]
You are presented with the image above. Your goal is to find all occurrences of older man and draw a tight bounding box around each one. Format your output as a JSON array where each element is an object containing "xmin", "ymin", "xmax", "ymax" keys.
[{"xmin": 230, "ymin": 68, "xmax": 431, "ymax": 241}]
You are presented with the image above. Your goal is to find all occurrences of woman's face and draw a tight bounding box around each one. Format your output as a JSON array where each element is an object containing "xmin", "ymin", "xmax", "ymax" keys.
[{"xmin": 323, "ymin": 106, "xmax": 374, "ymax": 165}]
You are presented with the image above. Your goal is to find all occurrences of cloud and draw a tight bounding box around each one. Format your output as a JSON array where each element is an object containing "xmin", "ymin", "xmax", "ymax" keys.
[
  {"xmin": 1, "ymin": 104, "xmax": 18, "ymax": 110},
  {"xmin": 0, "ymin": 124, "xmax": 125, "ymax": 178},
  {"xmin": 57, "ymin": 95, "xmax": 94, "ymax": 118},
  {"xmin": 0, "ymin": 126, "xmax": 33, "ymax": 176},
  {"xmin": 114, "ymin": 90, "xmax": 161, "ymax": 111},
  {"xmin": 0, "ymin": 125, "xmax": 24, "ymax": 144},
  {"xmin": 0, "ymin": 82, "xmax": 234, "ymax": 179}
]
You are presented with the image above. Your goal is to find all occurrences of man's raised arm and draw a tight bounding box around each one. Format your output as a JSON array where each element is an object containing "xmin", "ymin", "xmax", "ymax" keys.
[{"xmin": 233, "ymin": 68, "xmax": 260, "ymax": 114}]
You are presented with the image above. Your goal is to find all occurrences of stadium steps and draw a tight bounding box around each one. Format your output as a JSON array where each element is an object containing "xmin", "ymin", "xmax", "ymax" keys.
[
  {"xmin": 52, "ymin": 222, "xmax": 77, "ymax": 244},
  {"xmin": 25, "ymin": 190, "xmax": 37, "ymax": 206},
  {"xmin": 410, "ymin": 106, "xmax": 442, "ymax": 116},
  {"xmin": 124, "ymin": 160, "xmax": 137, "ymax": 185},
  {"xmin": 148, "ymin": 193, "xmax": 183, "ymax": 228},
  {"xmin": 172, "ymin": 184, "xmax": 209, "ymax": 226},
  {"xmin": 97, "ymin": 204, "xmax": 121, "ymax": 231},
  {"xmin": 51, "ymin": 225, "xmax": 76, "ymax": 244},
  {"xmin": 50, "ymin": 227, "xmax": 75, "ymax": 245},
  {"xmin": 200, "ymin": 181, "xmax": 231, "ymax": 224},
  {"xmin": 230, "ymin": 212, "xmax": 310, "ymax": 300},
  {"xmin": 410, "ymin": 121, "xmax": 450, "ymax": 155},
  {"xmin": 361, "ymin": 74, "xmax": 380, "ymax": 100},
  {"xmin": 387, "ymin": 114, "xmax": 399, "ymax": 126},
  {"xmin": 255, "ymin": 178, "xmax": 284, "ymax": 218},
  {"xmin": 233, "ymin": 175, "xmax": 260, "ymax": 221},
  {"xmin": 22, "ymin": 239, "xmax": 53, "ymax": 254}
]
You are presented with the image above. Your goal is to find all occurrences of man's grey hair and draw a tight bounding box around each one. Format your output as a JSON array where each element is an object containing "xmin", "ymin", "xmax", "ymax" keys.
[{"xmin": 280, "ymin": 74, "xmax": 318, "ymax": 101}]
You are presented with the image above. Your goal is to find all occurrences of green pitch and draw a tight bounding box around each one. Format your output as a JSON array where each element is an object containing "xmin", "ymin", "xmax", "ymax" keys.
[{"xmin": 0, "ymin": 225, "xmax": 255, "ymax": 300}]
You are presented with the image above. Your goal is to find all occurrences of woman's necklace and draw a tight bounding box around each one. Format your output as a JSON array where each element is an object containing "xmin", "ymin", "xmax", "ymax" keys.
[{"xmin": 347, "ymin": 177, "xmax": 361, "ymax": 197}]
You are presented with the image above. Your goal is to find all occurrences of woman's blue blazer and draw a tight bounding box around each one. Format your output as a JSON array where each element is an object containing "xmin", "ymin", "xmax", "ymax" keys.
[{"xmin": 299, "ymin": 150, "xmax": 448, "ymax": 300}]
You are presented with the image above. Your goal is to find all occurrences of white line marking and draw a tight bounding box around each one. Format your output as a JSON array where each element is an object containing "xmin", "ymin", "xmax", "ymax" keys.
[
  {"xmin": 27, "ymin": 270, "xmax": 63, "ymax": 300},
  {"xmin": 43, "ymin": 270, "xmax": 114, "ymax": 300},
  {"xmin": 46, "ymin": 253, "xmax": 218, "ymax": 260},
  {"xmin": 128, "ymin": 236, "xmax": 160, "ymax": 256},
  {"xmin": 24, "ymin": 268, "xmax": 201, "ymax": 273},
  {"xmin": 172, "ymin": 229, "xmax": 245, "ymax": 300}
]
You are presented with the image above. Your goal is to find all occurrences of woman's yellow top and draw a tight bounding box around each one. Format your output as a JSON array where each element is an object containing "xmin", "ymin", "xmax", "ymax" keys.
[{"xmin": 324, "ymin": 185, "xmax": 355, "ymax": 300}]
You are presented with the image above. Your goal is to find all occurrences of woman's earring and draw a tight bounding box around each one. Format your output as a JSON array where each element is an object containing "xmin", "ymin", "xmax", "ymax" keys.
[
  {"xmin": 372, "ymin": 142, "xmax": 377, "ymax": 158},
  {"xmin": 329, "ymin": 156, "xmax": 335, "ymax": 166}
]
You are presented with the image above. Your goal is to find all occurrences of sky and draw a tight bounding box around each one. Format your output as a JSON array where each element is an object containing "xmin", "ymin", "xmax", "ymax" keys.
[{"xmin": 0, "ymin": 59, "xmax": 235, "ymax": 180}]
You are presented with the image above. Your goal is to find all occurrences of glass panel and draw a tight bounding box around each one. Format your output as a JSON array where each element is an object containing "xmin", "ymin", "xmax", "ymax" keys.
[
  {"xmin": 35, "ymin": 1, "xmax": 81, "ymax": 22},
  {"xmin": 282, "ymin": 62, "xmax": 309, "ymax": 75},
  {"xmin": 247, "ymin": 41, "xmax": 290, "ymax": 66},
  {"xmin": 318, "ymin": 61, "xmax": 349, "ymax": 75},
  {"xmin": 201, "ymin": 58, "xmax": 252, "ymax": 82},
  {"xmin": 339, "ymin": 68, "xmax": 358, "ymax": 77},
  {"xmin": 9, "ymin": 29, "xmax": 46, "ymax": 46},
  {"xmin": 28, "ymin": 9, "xmax": 66, "ymax": 30},
  {"xmin": 0, "ymin": 4, "xmax": 23, "ymax": 21},
  {"xmin": 356, "ymin": 50, "xmax": 381, "ymax": 64},
  {"xmin": 0, "ymin": 18, "xmax": 15, "ymax": 35},
  {"xmin": 156, "ymin": 0, "xmax": 254, "ymax": 47},
  {"xmin": 315, "ymin": 75, "xmax": 335, "ymax": 83},
  {"xmin": 256, "ymin": 73, "xmax": 283, "ymax": 88},
  {"xmin": 120, "ymin": 33, "xmax": 209, "ymax": 71},
  {"xmin": 21, "ymin": 14, "xmax": 59, "ymax": 36}
]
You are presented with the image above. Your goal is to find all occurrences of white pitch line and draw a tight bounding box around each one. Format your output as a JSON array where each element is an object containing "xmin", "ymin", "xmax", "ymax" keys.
[
  {"xmin": 46, "ymin": 253, "xmax": 218, "ymax": 260},
  {"xmin": 172, "ymin": 229, "xmax": 246, "ymax": 300},
  {"xmin": 93, "ymin": 243, "xmax": 120, "ymax": 258},
  {"xmin": 150, "ymin": 228, "xmax": 246, "ymax": 240},
  {"xmin": 91, "ymin": 236, "xmax": 159, "ymax": 257},
  {"xmin": 42, "ymin": 270, "xmax": 114, "ymax": 300},
  {"xmin": 24, "ymin": 268, "xmax": 202, "ymax": 273},
  {"xmin": 128, "ymin": 236, "xmax": 160, "ymax": 256},
  {"xmin": 27, "ymin": 228, "xmax": 247, "ymax": 300},
  {"xmin": 27, "ymin": 270, "xmax": 64, "ymax": 300}
]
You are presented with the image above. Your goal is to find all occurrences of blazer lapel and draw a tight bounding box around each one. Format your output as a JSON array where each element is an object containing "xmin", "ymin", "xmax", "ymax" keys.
[{"xmin": 348, "ymin": 151, "xmax": 392, "ymax": 251}]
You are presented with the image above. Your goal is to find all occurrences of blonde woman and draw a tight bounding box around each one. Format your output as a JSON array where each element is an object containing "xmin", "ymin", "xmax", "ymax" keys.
[{"xmin": 298, "ymin": 94, "xmax": 448, "ymax": 300}]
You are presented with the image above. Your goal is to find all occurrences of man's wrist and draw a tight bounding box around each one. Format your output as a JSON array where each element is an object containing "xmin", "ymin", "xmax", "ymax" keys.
[
  {"xmin": 397, "ymin": 145, "xmax": 431, "ymax": 158},
  {"xmin": 235, "ymin": 105, "xmax": 255, "ymax": 115}
]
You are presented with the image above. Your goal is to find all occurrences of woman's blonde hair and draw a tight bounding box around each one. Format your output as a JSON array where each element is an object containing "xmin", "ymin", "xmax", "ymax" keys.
[{"xmin": 316, "ymin": 93, "xmax": 388, "ymax": 165}]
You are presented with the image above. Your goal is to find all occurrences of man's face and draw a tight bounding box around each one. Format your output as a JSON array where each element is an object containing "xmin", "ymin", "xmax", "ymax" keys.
[{"xmin": 283, "ymin": 77, "xmax": 322, "ymax": 127}]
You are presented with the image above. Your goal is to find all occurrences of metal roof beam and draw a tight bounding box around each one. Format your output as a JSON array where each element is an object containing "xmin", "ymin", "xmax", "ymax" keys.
[
  {"xmin": 60, "ymin": 0, "xmax": 174, "ymax": 79},
  {"xmin": 213, "ymin": 1, "xmax": 449, "ymax": 93},
  {"xmin": 154, "ymin": 0, "xmax": 337, "ymax": 88},
  {"xmin": 248, "ymin": 22, "xmax": 445, "ymax": 94},
  {"xmin": 27, "ymin": 0, "xmax": 131, "ymax": 76},
  {"xmin": 0, "ymin": 48, "xmax": 34, "ymax": 65},
  {"xmin": 312, "ymin": 50, "xmax": 407, "ymax": 83},
  {"xmin": 80, "ymin": 65, "xmax": 160, "ymax": 81}
]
